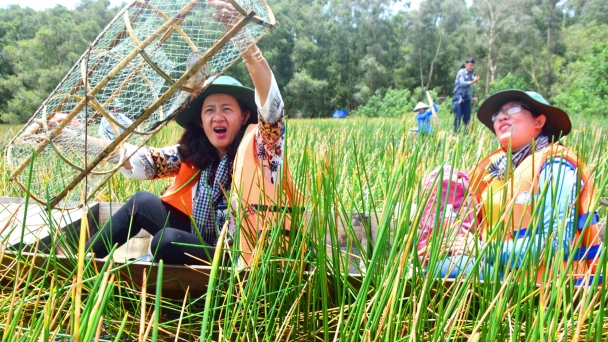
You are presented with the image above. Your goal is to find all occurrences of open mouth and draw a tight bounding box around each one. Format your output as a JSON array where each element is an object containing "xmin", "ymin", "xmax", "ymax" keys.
[{"xmin": 213, "ymin": 127, "xmax": 227, "ymax": 134}]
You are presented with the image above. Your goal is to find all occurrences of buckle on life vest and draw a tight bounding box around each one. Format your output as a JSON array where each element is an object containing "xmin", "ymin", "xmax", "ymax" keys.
[
  {"xmin": 577, "ymin": 212, "xmax": 599, "ymax": 230},
  {"xmin": 245, "ymin": 204, "xmax": 256, "ymax": 216}
]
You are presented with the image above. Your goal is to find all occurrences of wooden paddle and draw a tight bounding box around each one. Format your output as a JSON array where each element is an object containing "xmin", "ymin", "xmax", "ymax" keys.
[{"xmin": 426, "ymin": 91, "xmax": 440, "ymax": 126}]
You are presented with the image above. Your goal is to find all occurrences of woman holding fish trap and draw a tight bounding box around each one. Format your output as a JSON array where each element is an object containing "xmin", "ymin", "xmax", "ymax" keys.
[
  {"xmin": 467, "ymin": 90, "xmax": 603, "ymax": 284},
  {"xmin": 23, "ymin": 0, "xmax": 300, "ymax": 266}
]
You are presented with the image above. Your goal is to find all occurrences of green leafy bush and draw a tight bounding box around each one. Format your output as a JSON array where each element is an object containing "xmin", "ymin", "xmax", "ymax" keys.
[
  {"xmin": 355, "ymin": 87, "xmax": 442, "ymax": 118},
  {"xmin": 488, "ymin": 73, "xmax": 530, "ymax": 94},
  {"xmin": 554, "ymin": 43, "xmax": 608, "ymax": 118}
]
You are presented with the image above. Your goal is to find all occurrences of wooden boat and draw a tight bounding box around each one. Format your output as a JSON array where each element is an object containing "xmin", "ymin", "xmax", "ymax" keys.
[
  {"xmin": 0, "ymin": 196, "xmax": 378, "ymax": 299},
  {"xmin": 2, "ymin": 195, "xmax": 605, "ymax": 300}
]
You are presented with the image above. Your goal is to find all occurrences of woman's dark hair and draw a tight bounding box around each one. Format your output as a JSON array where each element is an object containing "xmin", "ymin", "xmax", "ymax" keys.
[
  {"xmin": 459, "ymin": 57, "xmax": 475, "ymax": 70},
  {"xmin": 177, "ymin": 97, "xmax": 252, "ymax": 171}
]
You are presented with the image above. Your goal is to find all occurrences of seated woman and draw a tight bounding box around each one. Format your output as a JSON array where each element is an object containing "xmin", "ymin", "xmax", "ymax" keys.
[
  {"xmin": 84, "ymin": 1, "xmax": 298, "ymax": 266},
  {"xmin": 466, "ymin": 90, "xmax": 602, "ymax": 283}
]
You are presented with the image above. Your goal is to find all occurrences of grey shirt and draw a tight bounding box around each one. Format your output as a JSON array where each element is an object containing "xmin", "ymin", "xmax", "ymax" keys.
[{"xmin": 453, "ymin": 68, "xmax": 475, "ymax": 103}]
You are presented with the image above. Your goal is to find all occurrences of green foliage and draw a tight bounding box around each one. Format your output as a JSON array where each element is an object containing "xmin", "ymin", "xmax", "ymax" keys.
[
  {"xmin": 0, "ymin": 0, "xmax": 119, "ymax": 123},
  {"xmin": 554, "ymin": 42, "xmax": 608, "ymax": 117},
  {"xmin": 2, "ymin": 0, "xmax": 608, "ymax": 121},
  {"xmin": 355, "ymin": 87, "xmax": 443, "ymax": 118},
  {"xmin": 561, "ymin": 22, "xmax": 608, "ymax": 62},
  {"xmin": 488, "ymin": 73, "xmax": 530, "ymax": 94},
  {"xmin": 285, "ymin": 70, "xmax": 330, "ymax": 118},
  {"xmin": 355, "ymin": 88, "xmax": 412, "ymax": 118},
  {"xmin": 564, "ymin": 0, "xmax": 608, "ymax": 25},
  {"xmin": 0, "ymin": 84, "xmax": 42, "ymax": 123}
]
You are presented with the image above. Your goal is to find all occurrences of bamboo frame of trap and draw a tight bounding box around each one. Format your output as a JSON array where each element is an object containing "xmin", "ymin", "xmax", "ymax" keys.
[{"xmin": 5, "ymin": 0, "xmax": 276, "ymax": 209}]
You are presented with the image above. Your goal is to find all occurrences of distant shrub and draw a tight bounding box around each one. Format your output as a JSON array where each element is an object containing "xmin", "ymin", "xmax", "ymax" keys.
[
  {"xmin": 554, "ymin": 43, "xmax": 608, "ymax": 118},
  {"xmin": 488, "ymin": 73, "xmax": 530, "ymax": 94},
  {"xmin": 355, "ymin": 87, "xmax": 441, "ymax": 118}
]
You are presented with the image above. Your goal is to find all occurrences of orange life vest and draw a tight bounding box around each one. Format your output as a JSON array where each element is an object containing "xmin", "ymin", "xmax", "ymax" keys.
[
  {"xmin": 232, "ymin": 125, "xmax": 302, "ymax": 267},
  {"xmin": 470, "ymin": 144, "xmax": 602, "ymax": 284},
  {"xmin": 159, "ymin": 161, "xmax": 201, "ymax": 216},
  {"xmin": 159, "ymin": 124, "xmax": 302, "ymax": 266}
]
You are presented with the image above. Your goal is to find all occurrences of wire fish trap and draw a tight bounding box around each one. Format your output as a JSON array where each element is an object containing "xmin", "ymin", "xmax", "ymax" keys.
[{"xmin": 4, "ymin": 0, "xmax": 276, "ymax": 208}]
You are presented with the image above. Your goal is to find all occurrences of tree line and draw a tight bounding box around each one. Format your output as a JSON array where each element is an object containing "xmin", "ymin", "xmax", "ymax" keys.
[{"xmin": 1, "ymin": 0, "xmax": 607, "ymax": 122}]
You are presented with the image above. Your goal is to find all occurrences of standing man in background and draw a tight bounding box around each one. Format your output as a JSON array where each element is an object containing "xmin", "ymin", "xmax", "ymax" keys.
[{"xmin": 453, "ymin": 57, "xmax": 480, "ymax": 133}]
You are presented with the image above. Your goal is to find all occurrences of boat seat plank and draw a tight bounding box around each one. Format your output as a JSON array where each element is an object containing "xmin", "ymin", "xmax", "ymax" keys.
[{"xmin": 96, "ymin": 202, "xmax": 384, "ymax": 272}]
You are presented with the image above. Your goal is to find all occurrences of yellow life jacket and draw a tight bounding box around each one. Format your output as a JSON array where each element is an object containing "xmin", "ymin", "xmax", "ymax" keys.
[
  {"xmin": 470, "ymin": 144, "xmax": 602, "ymax": 284},
  {"xmin": 232, "ymin": 124, "xmax": 302, "ymax": 267}
]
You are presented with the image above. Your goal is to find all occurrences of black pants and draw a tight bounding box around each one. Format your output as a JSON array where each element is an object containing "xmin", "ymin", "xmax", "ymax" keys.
[{"xmin": 86, "ymin": 192, "xmax": 216, "ymax": 264}]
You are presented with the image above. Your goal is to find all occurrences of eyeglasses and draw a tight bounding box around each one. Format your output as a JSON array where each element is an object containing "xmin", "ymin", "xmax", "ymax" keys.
[{"xmin": 491, "ymin": 104, "xmax": 530, "ymax": 122}]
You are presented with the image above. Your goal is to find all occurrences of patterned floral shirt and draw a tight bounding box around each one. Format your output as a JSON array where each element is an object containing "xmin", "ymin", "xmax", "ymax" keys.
[{"xmin": 120, "ymin": 73, "xmax": 285, "ymax": 190}]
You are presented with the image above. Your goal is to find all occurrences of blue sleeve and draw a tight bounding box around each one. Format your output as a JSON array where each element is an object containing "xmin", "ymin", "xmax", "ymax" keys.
[
  {"xmin": 421, "ymin": 104, "xmax": 439, "ymax": 119},
  {"xmin": 500, "ymin": 158, "xmax": 578, "ymax": 268}
]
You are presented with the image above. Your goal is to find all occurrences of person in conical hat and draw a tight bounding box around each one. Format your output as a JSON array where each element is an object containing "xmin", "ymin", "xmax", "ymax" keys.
[
  {"xmin": 461, "ymin": 89, "xmax": 602, "ymax": 284},
  {"xmin": 413, "ymin": 102, "xmax": 429, "ymax": 111},
  {"xmin": 83, "ymin": 0, "xmax": 299, "ymax": 265},
  {"xmin": 413, "ymin": 101, "xmax": 439, "ymax": 135}
]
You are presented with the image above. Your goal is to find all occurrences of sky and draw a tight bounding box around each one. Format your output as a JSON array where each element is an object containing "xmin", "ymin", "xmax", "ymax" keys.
[
  {"xmin": 2, "ymin": 0, "xmax": 422, "ymax": 12},
  {"xmin": 395, "ymin": 0, "xmax": 422, "ymax": 12},
  {"xmin": 0, "ymin": 0, "xmax": 125, "ymax": 11}
]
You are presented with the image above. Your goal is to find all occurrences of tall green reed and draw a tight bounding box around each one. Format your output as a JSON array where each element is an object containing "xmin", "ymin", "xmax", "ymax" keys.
[{"xmin": 0, "ymin": 116, "xmax": 606, "ymax": 340}]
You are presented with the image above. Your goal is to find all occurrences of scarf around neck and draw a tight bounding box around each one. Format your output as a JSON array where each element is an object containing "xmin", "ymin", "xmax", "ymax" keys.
[
  {"xmin": 191, "ymin": 155, "xmax": 232, "ymax": 245},
  {"xmin": 487, "ymin": 135, "xmax": 549, "ymax": 181}
]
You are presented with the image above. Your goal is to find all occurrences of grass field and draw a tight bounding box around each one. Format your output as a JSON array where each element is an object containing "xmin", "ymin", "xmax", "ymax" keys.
[{"xmin": 0, "ymin": 113, "xmax": 607, "ymax": 341}]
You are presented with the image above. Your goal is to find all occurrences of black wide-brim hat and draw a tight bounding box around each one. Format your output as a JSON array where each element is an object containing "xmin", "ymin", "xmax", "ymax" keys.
[
  {"xmin": 477, "ymin": 89, "xmax": 571, "ymax": 142},
  {"xmin": 175, "ymin": 75, "xmax": 258, "ymax": 128}
]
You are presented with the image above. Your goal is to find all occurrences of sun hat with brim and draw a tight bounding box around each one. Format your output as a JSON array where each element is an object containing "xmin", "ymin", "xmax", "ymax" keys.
[
  {"xmin": 413, "ymin": 102, "xmax": 429, "ymax": 111},
  {"xmin": 477, "ymin": 89, "xmax": 571, "ymax": 141},
  {"xmin": 175, "ymin": 75, "xmax": 258, "ymax": 128}
]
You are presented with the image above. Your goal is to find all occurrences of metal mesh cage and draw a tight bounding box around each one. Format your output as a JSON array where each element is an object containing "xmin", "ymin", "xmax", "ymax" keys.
[{"xmin": 5, "ymin": 0, "xmax": 275, "ymax": 208}]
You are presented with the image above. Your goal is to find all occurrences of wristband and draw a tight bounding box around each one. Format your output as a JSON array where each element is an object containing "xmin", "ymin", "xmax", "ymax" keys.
[{"xmin": 242, "ymin": 49, "xmax": 263, "ymax": 64}]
